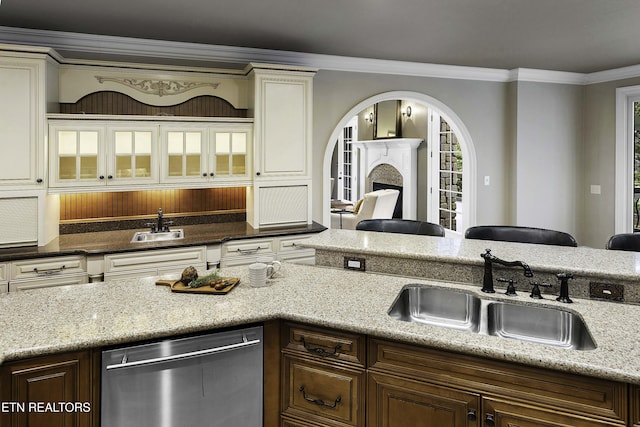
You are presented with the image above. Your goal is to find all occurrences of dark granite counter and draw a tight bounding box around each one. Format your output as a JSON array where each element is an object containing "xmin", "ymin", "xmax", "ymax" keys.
[{"xmin": 0, "ymin": 221, "xmax": 326, "ymax": 261}]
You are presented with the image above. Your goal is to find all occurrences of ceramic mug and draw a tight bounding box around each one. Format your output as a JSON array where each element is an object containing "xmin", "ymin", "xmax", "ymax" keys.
[
  {"xmin": 248, "ymin": 262, "xmax": 278, "ymax": 287},
  {"xmin": 256, "ymin": 256, "xmax": 282, "ymax": 278}
]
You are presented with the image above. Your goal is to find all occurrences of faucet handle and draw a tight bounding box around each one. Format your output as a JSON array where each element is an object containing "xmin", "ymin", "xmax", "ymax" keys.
[
  {"xmin": 529, "ymin": 281, "xmax": 552, "ymax": 299},
  {"xmin": 556, "ymin": 272, "xmax": 574, "ymax": 303},
  {"xmin": 497, "ymin": 278, "xmax": 517, "ymax": 296}
]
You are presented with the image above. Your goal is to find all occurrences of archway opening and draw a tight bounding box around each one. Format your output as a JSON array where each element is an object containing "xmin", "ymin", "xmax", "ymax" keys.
[{"xmin": 322, "ymin": 91, "xmax": 477, "ymax": 235}]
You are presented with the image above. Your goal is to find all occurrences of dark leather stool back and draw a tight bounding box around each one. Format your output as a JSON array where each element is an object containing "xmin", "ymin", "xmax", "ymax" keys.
[
  {"xmin": 606, "ymin": 233, "xmax": 640, "ymax": 252},
  {"xmin": 464, "ymin": 225, "xmax": 577, "ymax": 247},
  {"xmin": 356, "ymin": 219, "xmax": 445, "ymax": 237}
]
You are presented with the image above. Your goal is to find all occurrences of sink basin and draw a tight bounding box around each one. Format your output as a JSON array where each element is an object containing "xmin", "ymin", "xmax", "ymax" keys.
[
  {"xmin": 130, "ymin": 229, "xmax": 184, "ymax": 243},
  {"xmin": 388, "ymin": 285, "xmax": 481, "ymax": 332},
  {"xmin": 388, "ymin": 285, "xmax": 596, "ymax": 350},
  {"xmin": 486, "ymin": 301, "xmax": 596, "ymax": 350}
]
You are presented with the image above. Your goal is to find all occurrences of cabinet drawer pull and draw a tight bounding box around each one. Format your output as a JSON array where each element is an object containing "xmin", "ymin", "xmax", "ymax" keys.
[
  {"xmin": 298, "ymin": 386, "xmax": 341, "ymax": 408},
  {"xmin": 298, "ymin": 336, "xmax": 342, "ymax": 357},
  {"xmin": 236, "ymin": 246, "xmax": 263, "ymax": 255},
  {"xmin": 34, "ymin": 265, "xmax": 66, "ymax": 276}
]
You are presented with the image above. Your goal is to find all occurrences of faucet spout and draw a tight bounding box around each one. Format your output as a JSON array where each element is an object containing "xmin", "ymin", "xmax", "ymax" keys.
[
  {"xmin": 480, "ymin": 249, "xmax": 533, "ymax": 293},
  {"xmin": 156, "ymin": 208, "xmax": 164, "ymax": 233}
]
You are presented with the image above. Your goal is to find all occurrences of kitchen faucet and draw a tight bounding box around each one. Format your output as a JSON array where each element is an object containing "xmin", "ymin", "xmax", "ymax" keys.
[
  {"xmin": 146, "ymin": 208, "xmax": 173, "ymax": 233},
  {"xmin": 480, "ymin": 249, "xmax": 533, "ymax": 293}
]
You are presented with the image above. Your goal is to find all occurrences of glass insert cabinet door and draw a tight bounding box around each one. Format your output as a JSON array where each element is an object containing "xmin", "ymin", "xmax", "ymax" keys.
[
  {"xmin": 162, "ymin": 127, "xmax": 206, "ymax": 182},
  {"xmin": 108, "ymin": 126, "xmax": 158, "ymax": 184},
  {"xmin": 50, "ymin": 124, "xmax": 105, "ymax": 187},
  {"xmin": 210, "ymin": 130, "xmax": 250, "ymax": 179}
]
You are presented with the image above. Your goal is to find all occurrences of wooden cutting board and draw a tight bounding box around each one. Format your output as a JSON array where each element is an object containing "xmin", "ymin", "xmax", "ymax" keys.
[{"xmin": 155, "ymin": 277, "xmax": 240, "ymax": 295}]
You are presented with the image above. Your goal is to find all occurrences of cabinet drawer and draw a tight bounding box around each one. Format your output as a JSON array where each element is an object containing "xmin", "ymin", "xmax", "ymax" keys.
[
  {"xmin": 9, "ymin": 274, "xmax": 89, "ymax": 291},
  {"xmin": 11, "ymin": 255, "xmax": 86, "ymax": 280},
  {"xmin": 104, "ymin": 246, "xmax": 206, "ymax": 273},
  {"xmin": 282, "ymin": 355, "xmax": 364, "ymax": 426},
  {"xmin": 222, "ymin": 238, "xmax": 275, "ymax": 258},
  {"xmin": 283, "ymin": 323, "xmax": 365, "ymax": 367},
  {"xmin": 278, "ymin": 235, "xmax": 313, "ymax": 252},
  {"xmin": 369, "ymin": 338, "xmax": 628, "ymax": 425},
  {"xmin": 0, "ymin": 262, "xmax": 7, "ymax": 282}
]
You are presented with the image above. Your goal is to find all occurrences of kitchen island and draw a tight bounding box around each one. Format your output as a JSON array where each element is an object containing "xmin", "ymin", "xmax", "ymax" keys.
[{"xmin": 2, "ymin": 230, "xmax": 640, "ymax": 426}]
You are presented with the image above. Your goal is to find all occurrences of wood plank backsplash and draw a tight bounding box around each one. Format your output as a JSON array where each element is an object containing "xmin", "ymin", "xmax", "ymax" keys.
[{"xmin": 60, "ymin": 188, "xmax": 246, "ymax": 221}]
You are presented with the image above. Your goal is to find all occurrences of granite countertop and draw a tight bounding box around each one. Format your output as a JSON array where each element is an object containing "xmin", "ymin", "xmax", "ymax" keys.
[
  {"xmin": 0, "ymin": 221, "xmax": 326, "ymax": 262},
  {"xmin": 303, "ymin": 229, "xmax": 640, "ymax": 282},
  {"xmin": 1, "ymin": 262, "xmax": 640, "ymax": 385}
]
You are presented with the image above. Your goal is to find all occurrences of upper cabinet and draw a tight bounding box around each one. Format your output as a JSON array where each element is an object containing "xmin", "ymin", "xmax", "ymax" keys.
[
  {"xmin": 0, "ymin": 50, "xmax": 59, "ymax": 189},
  {"xmin": 248, "ymin": 65, "xmax": 315, "ymax": 180},
  {"xmin": 48, "ymin": 118, "xmax": 253, "ymax": 191}
]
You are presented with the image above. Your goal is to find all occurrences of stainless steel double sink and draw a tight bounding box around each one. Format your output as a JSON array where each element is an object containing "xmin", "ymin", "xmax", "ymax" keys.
[
  {"xmin": 130, "ymin": 229, "xmax": 185, "ymax": 243},
  {"xmin": 388, "ymin": 285, "xmax": 596, "ymax": 350}
]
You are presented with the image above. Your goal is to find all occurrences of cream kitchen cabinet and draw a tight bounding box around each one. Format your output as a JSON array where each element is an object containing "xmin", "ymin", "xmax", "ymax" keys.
[
  {"xmin": 220, "ymin": 234, "xmax": 316, "ymax": 267},
  {"xmin": 249, "ymin": 65, "xmax": 314, "ymax": 180},
  {"xmin": 0, "ymin": 50, "xmax": 58, "ymax": 189},
  {"xmin": 246, "ymin": 65, "xmax": 316, "ymax": 229},
  {"xmin": 49, "ymin": 118, "xmax": 252, "ymax": 191},
  {"xmin": 102, "ymin": 246, "xmax": 207, "ymax": 281},
  {"xmin": 8, "ymin": 255, "xmax": 88, "ymax": 291},
  {"xmin": 0, "ymin": 262, "xmax": 7, "ymax": 293},
  {"xmin": 160, "ymin": 122, "xmax": 252, "ymax": 186},
  {"xmin": 49, "ymin": 120, "xmax": 159, "ymax": 190}
]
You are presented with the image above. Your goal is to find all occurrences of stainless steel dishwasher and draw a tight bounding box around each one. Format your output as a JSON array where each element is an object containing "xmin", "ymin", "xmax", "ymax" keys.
[{"xmin": 101, "ymin": 325, "xmax": 263, "ymax": 427}]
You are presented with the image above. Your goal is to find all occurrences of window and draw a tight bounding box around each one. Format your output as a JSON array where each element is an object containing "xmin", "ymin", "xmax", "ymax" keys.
[{"xmin": 429, "ymin": 113, "xmax": 463, "ymax": 233}]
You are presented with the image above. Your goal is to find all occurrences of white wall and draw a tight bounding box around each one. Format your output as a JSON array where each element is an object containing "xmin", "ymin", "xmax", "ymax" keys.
[
  {"xmin": 513, "ymin": 82, "xmax": 583, "ymax": 237},
  {"xmin": 312, "ymin": 70, "xmax": 511, "ymax": 229}
]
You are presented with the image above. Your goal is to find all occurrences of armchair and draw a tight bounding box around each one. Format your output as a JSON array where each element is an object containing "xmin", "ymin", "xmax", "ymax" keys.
[{"xmin": 331, "ymin": 189, "xmax": 399, "ymax": 230}]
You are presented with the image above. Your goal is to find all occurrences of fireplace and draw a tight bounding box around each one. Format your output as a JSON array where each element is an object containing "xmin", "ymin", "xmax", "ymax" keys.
[
  {"xmin": 351, "ymin": 138, "xmax": 422, "ymax": 220},
  {"xmin": 373, "ymin": 182, "xmax": 403, "ymax": 218}
]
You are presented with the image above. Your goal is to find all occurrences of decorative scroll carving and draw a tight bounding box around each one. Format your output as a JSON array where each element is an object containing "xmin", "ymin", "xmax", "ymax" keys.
[{"xmin": 95, "ymin": 76, "xmax": 220, "ymax": 97}]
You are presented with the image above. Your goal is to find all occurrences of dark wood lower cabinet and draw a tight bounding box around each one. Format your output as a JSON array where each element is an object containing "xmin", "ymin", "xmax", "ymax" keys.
[
  {"xmin": 367, "ymin": 371, "xmax": 480, "ymax": 427},
  {"xmin": 0, "ymin": 350, "xmax": 96, "ymax": 427},
  {"xmin": 632, "ymin": 385, "xmax": 640, "ymax": 427},
  {"xmin": 484, "ymin": 397, "xmax": 623, "ymax": 427}
]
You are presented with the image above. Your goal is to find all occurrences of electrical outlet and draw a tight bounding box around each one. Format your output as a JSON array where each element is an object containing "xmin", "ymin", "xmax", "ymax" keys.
[
  {"xmin": 484, "ymin": 176, "xmax": 490, "ymax": 186},
  {"xmin": 344, "ymin": 256, "xmax": 366, "ymax": 271},
  {"xmin": 589, "ymin": 282, "xmax": 624, "ymax": 302}
]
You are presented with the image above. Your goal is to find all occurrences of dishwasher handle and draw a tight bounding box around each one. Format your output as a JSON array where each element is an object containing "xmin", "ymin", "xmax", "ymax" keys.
[{"xmin": 105, "ymin": 334, "xmax": 261, "ymax": 371}]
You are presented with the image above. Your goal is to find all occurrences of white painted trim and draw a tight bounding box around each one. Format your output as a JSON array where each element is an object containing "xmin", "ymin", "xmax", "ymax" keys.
[
  {"xmin": 508, "ymin": 68, "xmax": 586, "ymax": 85},
  {"xmin": 5, "ymin": 25, "xmax": 640, "ymax": 85},
  {"xmin": 614, "ymin": 85, "xmax": 640, "ymax": 234},
  {"xmin": 322, "ymin": 91, "xmax": 477, "ymax": 231}
]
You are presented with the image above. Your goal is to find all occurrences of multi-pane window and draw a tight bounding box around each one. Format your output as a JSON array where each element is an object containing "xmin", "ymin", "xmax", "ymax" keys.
[
  {"xmin": 342, "ymin": 126, "xmax": 353, "ymax": 201},
  {"xmin": 437, "ymin": 117, "xmax": 463, "ymax": 232}
]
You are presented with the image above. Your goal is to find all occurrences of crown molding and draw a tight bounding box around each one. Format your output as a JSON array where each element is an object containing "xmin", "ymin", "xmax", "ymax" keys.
[
  {"xmin": 508, "ymin": 68, "xmax": 587, "ymax": 85},
  {"xmin": 1, "ymin": 26, "xmax": 639, "ymax": 85}
]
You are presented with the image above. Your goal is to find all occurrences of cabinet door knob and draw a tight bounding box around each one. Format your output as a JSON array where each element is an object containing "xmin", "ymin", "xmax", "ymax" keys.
[
  {"xmin": 202, "ymin": 173, "xmax": 207, "ymax": 177},
  {"xmin": 107, "ymin": 175, "xmax": 113, "ymax": 179},
  {"xmin": 467, "ymin": 409, "xmax": 477, "ymax": 421},
  {"xmin": 484, "ymin": 413, "xmax": 495, "ymax": 427},
  {"xmin": 210, "ymin": 173, "xmax": 215, "ymax": 177},
  {"xmin": 256, "ymin": 171, "xmax": 261, "ymax": 176},
  {"xmin": 36, "ymin": 178, "xmax": 43, "ymax": 183},
  {"xmin": 99, "ymin": 175, "xmax": 105, "ymax": 180}
]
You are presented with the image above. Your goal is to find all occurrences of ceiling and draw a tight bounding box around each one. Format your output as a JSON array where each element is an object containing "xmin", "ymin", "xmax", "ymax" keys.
[{"xmin": 0, "ymin": 0, "xmax": 639, "ymax": 73}]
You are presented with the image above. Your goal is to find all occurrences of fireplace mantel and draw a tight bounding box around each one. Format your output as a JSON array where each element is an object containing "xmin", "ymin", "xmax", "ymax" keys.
[{"xmin": 351, "ymin": 138, "xmax": 423, "ymax": 220}]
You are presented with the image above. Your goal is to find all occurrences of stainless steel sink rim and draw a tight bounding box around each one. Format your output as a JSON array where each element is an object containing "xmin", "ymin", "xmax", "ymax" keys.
[
  {"xmin": 130, "ymin": 229, "xmax": 185, "ymax": 243},
  {"xmin": 388, "ymin": 284, "xmax": 596, "ymax": 350}
]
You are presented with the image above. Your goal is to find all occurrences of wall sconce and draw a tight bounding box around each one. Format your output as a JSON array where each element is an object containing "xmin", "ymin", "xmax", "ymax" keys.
[
  {"xmin": 402, "ymin": 105, "xmax": 412, "ymax": 118},
  {"xmin": 365, "ymin": 111, "xmax": 374, "ymax": 123}
]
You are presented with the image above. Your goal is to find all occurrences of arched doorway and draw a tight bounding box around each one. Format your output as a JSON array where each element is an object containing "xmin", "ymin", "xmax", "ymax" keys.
[{"xmin": 322, "ymin": 91, "xmax": 477, "ymax": 235}]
